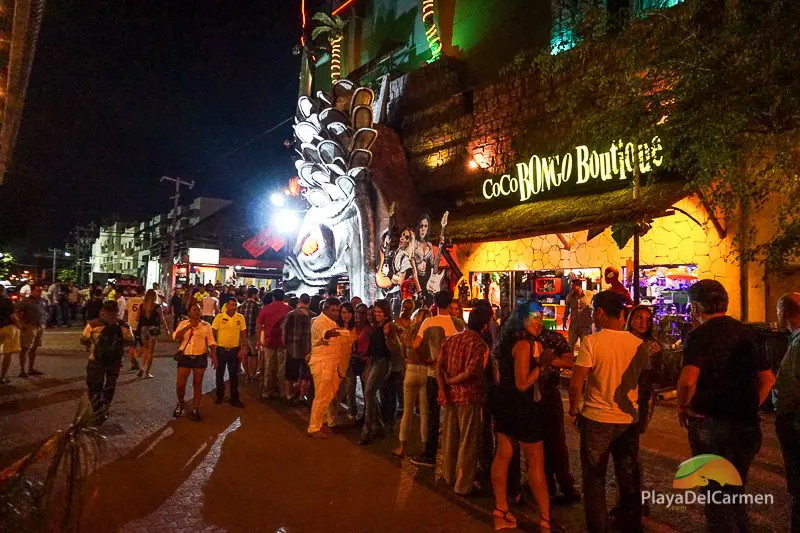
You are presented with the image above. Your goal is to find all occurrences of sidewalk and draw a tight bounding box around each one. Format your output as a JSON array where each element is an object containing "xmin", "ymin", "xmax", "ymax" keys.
[{"xmin": 0, "ymin": 329, "xmax": 792, "ymax": 532}]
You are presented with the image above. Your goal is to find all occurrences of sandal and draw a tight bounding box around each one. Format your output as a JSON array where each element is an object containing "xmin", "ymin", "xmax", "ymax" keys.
[
  {"xmin": 391, "ymin": 448, "xmax": 405, "ymax": 458},
  {"xmin": 492, "ymin": 508, "xmax": 517, "ymax": 530},
  {"xmin": 539, "ymin": 518, "xmax": 565, "ymax": 532}
]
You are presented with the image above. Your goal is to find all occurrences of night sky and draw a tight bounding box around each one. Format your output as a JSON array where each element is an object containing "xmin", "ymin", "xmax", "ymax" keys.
[{"xmin": 0, "ymin": 0, "xmax": 306, "ymax": 254}]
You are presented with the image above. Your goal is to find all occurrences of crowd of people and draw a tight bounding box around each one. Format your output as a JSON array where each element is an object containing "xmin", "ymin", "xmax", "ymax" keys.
[{"xmin": 0, "ymin": 277, "xmax": 798, "ymax": 533}]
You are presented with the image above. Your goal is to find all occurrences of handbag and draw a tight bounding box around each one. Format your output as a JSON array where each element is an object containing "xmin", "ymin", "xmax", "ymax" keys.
[{"xmin": 173, "ymin": 327, "xmax": 195, "ymax": 362}]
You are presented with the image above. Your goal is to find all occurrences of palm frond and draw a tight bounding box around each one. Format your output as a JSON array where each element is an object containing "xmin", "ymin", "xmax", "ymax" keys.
[
  {"xmin": 312, "ymin": 26, "xmax": 333, "ymax": 41},
  {"xmin": 312, "ymin": 12, "xmax": 336, "ymax": 28}
]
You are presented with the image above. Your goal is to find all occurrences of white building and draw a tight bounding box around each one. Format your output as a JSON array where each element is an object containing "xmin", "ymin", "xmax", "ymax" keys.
[{"xmin": 90, "ymin": 197, "xmax": 232, "ymax": 284}]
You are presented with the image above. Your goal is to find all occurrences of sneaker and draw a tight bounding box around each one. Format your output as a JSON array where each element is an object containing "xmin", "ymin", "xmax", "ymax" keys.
[
  {"xmin": 145, "ymin": 373, "xmax": 154, "ymax": 379},
  {"xmin": 18, "ymin": 371, "xmax": 28, "ymax": 378},
  {"xmin": 28, "ymin": 369, "xmax": 43, "ymax": 376},
  {"xmin": 410, "ymin": 455, "xmax": 435, "ymax": 468},
  {"xmin": 230, "ymin": 400, "xmax": 245, "ymax": 408},
  {"xmin": 190, "ymin": 408, "xmax": 201, "ymax": 422},
  {"xmin": 136, "ymin": 370, "xmax": 144, "ymax": 378},
  {"xmin": 173, "ymin": 403, "xmax": 184, "ymax": 418}
]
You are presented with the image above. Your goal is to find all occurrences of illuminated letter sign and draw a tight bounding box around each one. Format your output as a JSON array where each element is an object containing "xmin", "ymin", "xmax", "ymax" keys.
[{"xmin": 482, "ymin": 135, "xmax": 665, "ymax": 202}]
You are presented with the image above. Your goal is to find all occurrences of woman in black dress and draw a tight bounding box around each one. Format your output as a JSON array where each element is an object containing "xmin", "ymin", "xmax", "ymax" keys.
[{"xmin": 489, "ymin": 304, "xmax": 554, "ymax": 531}]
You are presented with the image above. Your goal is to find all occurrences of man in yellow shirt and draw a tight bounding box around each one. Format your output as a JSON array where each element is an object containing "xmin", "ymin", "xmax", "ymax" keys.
[
  {"xmin": 212, "ymin": 298, "xmax": 247, "ymax": 407},
  {"xmin": 194, "ymin": 284, "xmax": 210, "ymax": 303}
]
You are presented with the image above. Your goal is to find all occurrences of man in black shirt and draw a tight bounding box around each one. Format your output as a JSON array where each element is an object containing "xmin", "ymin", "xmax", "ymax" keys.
[
  {"xmin": 84, "ymin": 289, "xmax": 104, "ymax": 322},
  {"xmin": 677, "ymin": 279, "xmax": 775, "ymax": 533}
]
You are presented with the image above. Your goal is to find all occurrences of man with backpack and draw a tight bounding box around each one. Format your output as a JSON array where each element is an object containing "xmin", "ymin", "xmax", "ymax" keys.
[{"xmin": 81, "ymin": 300, "xmax": 134, "ymax": 424}]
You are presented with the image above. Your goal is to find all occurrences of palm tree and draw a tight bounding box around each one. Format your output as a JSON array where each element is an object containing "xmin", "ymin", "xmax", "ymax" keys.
[{"xmin": 312, "ymin": 12, "xmax": 348, "ymax": 82}]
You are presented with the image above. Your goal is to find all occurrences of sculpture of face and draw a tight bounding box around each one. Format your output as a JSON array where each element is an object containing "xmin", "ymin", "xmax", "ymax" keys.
[{"xmin": 282, "ymin": 81, "xmax": 379, "ymax": 302}]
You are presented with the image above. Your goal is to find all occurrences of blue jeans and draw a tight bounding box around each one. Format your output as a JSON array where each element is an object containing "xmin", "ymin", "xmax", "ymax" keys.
[
  {"xmin": 361, "ymin": 358, "xmax": 389, "ymax": 440},
  {"xmin": 579, "ymin": 417, "xmax": 642, "ymax": 533},
  {"xmin": 687, "ymin": 416, "xmax": 762, "ymax": 533}
]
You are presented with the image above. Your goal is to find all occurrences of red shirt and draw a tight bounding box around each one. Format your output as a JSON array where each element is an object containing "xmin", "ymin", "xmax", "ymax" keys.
[
  {"xmin": 438, "ymin": 329, "xmax": 488, "ymax": 406},
  {"xmin": 257, "ymin": 301, "xmax": 290, "ymax": 348}
]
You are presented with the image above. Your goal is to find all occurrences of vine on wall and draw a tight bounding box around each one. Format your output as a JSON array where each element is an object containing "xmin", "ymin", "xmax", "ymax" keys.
[{"xmin": 500, "ymin": 0, "xmax": 800, "ymax": 268}]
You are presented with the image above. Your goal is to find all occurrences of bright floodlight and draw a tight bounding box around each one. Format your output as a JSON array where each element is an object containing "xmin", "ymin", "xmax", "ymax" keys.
[
  {"xmin": 273, "ymin": 210, "xmax": 300, "ymax": 234},
  {"xmin": 270, "ymin": 193, "xmax": 286, "ymax": 207},
  {"xmin": 64, "ymin": 251, "xmax": 71, "ymax": 257}
]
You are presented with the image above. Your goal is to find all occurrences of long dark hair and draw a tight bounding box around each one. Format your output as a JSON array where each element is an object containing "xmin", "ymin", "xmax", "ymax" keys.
[
  {"xmin": 339, "ymin": 302, "xmax": 355, "ymax": 329},
  {"xmin": 625, "ymin": 304, "xmax": 655, "ymax": 340},
  {"xmin": 417, "ymin": 214, "xmax": 432, "ymax": 243},
  {"xmin": 373, "ymin": 299, "xmax": 392, "ymax": 324}
]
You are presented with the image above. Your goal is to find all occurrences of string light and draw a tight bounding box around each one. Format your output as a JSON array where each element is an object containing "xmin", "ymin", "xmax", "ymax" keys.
[
  {"xmin": 332, "ymin": 0, "xmax": 356, "ymax": 17},
  {"xmin": 421, "ymin": 0, "xmax": 442, "ymax": 62},
  {"xmin": 330, "ymin": 35, "xmax": 343, "ymax": 81}
]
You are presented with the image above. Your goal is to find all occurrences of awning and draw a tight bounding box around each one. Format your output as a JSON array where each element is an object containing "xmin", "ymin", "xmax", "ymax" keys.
[{"xmin": 445, "ymin": 182, "xmax": 691, "ymax": 244}]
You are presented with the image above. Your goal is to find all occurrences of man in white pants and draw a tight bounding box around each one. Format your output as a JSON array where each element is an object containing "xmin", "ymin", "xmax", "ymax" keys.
[{"xmin": 307, "ymin": 297, "xmax": 343, "ymax": 438}]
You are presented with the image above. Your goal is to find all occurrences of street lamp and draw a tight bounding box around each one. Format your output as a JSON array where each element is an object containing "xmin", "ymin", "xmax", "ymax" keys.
[
  {"xmin": 64, "ymin": 251, "xmax": 71, "ymax": 257},
  {"xmin": 270, "ymin": 193, "xmax": 286, "ymax": 207},
  {"xmin": 272, "ymin": 209, "xmax": 300, "ymax": 234}
]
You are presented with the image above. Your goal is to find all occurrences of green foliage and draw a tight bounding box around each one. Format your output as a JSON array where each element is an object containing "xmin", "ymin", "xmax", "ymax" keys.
[
  {"xmin": 57, "ymin": 269, "xmax": 76, "ymax": 283},
  {"xmin": 311, "ymin": 12, "xmax": 346, "ymax": 43},
  {"xmin": 0, "ymin": 252, "xmax": 13, "ymax": 280},
  {"xmin": 502, "ymin": 0, "xmax": 800, "ymax": 267},
  {"xmin": 0, "ymin": 401, "xmax": 106, "ymax": 533}
]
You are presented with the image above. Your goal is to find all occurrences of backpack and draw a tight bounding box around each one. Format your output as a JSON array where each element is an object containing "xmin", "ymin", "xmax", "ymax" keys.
[{"xmin": 94, "ymin": 322, "xmax": 124, "ymax": 364}]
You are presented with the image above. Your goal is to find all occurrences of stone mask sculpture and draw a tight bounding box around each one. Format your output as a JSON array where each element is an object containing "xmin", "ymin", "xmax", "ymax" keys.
[{"xmin": 282, "ymin": 80, "xmax": 380, "ymax": 302}]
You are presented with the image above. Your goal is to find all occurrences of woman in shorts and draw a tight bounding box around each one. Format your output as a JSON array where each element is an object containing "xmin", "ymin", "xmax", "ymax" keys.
[
  {"xmin": 172, "ymin": 302, "xmax": 216, "ymax": 421},
  {"xmin": 137, "ymin": 289, "xmax": 170, "ymax": 379}
]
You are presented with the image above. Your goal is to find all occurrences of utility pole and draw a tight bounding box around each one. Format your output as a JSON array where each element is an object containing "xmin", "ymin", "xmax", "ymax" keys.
[
  {"xmin": 160, "ymin": 176, "xmax": 194, "ymax": 297},
  {"xmin": 47, "ymin": 248, "xmax": 70, "ymax": 283}
]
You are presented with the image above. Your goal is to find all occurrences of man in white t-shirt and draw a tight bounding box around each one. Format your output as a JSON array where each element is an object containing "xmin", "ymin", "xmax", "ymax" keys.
[
  {"xmin": 568, "ymin": 291, "xmax": 650, "ymax": 533},
  {"xmin": 201, "ymin": 290, "xmax": 219, "ymax": 324},
  {"xmin": 409, "ymin": 290, "xmax": 465, "ymax": 468},
  {"xmin": 124, "ymin": 286, "xmax": 145, "ymax": 372}
]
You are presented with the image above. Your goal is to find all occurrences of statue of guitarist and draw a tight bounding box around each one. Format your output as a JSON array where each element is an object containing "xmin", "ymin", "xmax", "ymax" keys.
[
  {"xmin": 376, "ymin": 203, "xmax": 398, "ymax": 295},
  {"xmin": 425, "ymin": 211, "xmax": 450, "ymax": 296},
  {"xmin": 414, "ymin": 215, "xmax": 434, "ymax": 306}
]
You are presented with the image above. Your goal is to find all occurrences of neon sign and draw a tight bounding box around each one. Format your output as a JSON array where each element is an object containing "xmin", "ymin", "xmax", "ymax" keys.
[
  {"xmin": 421, "ymin": 0, "xmax": 442, "ymax": 62},
  {"xmin": 482, "ymin": 136, "xmax": 665, "ymax": 201}
]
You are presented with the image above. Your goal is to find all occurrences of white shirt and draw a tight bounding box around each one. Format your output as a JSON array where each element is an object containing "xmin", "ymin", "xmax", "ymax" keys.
[
  {"xmin": 309, "ymin": 312, "xmax": 340, "ymax": 363},
  {"xmin": 201, "ymin": 296, "xmax": 219, "ymax": 317},
  {"xmin": 19, "ymin": 284, "xmax": 31, "ymax": 297},
  {"xmin": 575, "ymin": 329, "xmax": 649, "ymax": 424},
  {"xmin": 173, "ymin": 319, "xmax": 216, "ymax": 356},
  {"xmin": 417, "ymin": 314, "xmax": 464, "ymax": 377}
]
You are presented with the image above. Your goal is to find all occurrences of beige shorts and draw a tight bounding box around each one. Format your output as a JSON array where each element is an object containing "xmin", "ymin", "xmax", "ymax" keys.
[
  {"xmin": 20, "ymin": 326, "xmax": 43, "ymax": 350},
  {"xmin": 0, "ymin": 325, "xmax": 21, "ymax": 354}
]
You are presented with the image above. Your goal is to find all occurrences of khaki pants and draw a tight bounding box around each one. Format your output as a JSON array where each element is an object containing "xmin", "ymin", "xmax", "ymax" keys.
[
  {"xmin": 399, "ymin": 363, "xmax": 428, "ymax": 444},
  {"xmin": 441, "ymin": 403, "xmax": 482, "ymax": 494},
  {"xmin": 262, "ymin": 347, "xmax": 287, "ymax": 398},
  {"xmin": 308, "ymin": 359, "xmax": 338, "ymax": 433}
]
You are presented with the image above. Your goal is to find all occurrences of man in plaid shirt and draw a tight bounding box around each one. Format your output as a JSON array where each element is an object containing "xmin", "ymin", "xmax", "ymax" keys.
[
  {"xmin": 437, "ymin": 306, "xmax": 493, "ymax": 496},
  {"xmin": 238, "ymin": 288, "xmax": 261, "ymax": 383}
]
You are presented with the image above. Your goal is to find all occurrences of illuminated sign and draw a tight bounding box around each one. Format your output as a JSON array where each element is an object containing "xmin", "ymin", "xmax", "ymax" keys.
[
  {"xmin": 482, "ymin": 136, "xmax": 664, "ymax": 201},
  {"xmin": 188, "ymin": 247, "xmax": 220, "ymax": 264}
]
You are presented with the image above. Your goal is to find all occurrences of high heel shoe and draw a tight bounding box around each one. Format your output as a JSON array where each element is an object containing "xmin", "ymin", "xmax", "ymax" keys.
[{"xmin": 492, "ymin": 508, "xmax": 517, "ymax": 530}]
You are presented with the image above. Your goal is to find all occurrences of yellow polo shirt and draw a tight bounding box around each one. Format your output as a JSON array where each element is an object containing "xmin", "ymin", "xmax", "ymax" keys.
[
  {"xmin": 194, "ymin": 290, "xmax": 208, "ymax": 302},
  {"xmin": 212, "ymin": 311, "xmax": 246, "ymax": 349}
]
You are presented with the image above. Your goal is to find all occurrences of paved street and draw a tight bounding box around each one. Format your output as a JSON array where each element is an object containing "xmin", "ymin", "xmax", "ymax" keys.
[{"xmin": 0, "ymin": 328, "xmax": 792, "ymax": 533}]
